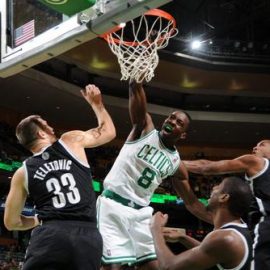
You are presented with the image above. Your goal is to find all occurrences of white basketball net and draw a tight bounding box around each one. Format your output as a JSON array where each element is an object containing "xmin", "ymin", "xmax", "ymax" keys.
[{"xmin": 104, "ymin": 12, "xmax": 178, "ymax": 83}]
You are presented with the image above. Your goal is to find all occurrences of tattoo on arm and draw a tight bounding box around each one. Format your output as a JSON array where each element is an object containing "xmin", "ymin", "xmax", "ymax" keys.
[{"xmin": 91, "ymin": 122, "xmax": 104, "ymax": 138}]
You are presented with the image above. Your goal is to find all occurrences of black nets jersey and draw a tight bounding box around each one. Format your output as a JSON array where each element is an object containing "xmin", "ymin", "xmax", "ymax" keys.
[
  {"xmin": 245, "ymin": 158, "xmax": 270, "ymax": 217},
  {"xmin": 23, "ymin": 139, "xmax": 96, "ymax": 222},
  {"xmin": 217, "ymin": 223, "xmax": 253, "ymax": 270}
]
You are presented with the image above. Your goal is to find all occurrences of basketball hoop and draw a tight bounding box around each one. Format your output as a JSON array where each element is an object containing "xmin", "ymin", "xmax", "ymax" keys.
[{"xmin": 101, "ymin": 9, "xmax": 178, "ymax": 83}]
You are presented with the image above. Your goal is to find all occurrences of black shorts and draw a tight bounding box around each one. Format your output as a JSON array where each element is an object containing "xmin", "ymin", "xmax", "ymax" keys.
[
  {"xmin": 23, "ymin": 220, "xmax": 102, "ymax": 270},
  {"xmin": 253, "ymin": 216, "xmax": 270, "ymax": 270}
]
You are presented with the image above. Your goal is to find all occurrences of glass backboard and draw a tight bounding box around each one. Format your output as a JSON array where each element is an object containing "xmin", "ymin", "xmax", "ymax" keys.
[{"xmin": 0, "ymin": 0, "xmax": 173, "ymax": 78}]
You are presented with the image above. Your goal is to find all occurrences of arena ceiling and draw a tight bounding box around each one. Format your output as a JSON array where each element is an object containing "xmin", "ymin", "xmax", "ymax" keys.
[{"xmin": 0, "ymin": 0, "xmax": 270, "ymax": 148}]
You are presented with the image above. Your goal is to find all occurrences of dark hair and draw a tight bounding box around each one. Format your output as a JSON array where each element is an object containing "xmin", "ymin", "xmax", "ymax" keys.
[
  {"xmin": 16, "ymin": 115, "xmax": 44, "ymax": 150},
  {"xmin": 181, "ymin": 110, "xmax": 192, "ymax": 122},
  {"xmin": 174, "ymin": 110, "xmax": 192, "ymax": 131},
  {"xmin": 221, "ymin": 176, "xmax": 253, "ymax": 217}
]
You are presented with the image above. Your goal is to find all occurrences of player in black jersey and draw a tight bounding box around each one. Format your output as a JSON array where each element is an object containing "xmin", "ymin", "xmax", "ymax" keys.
[
  {"xmin": 183, "ymin": 139, "xmax": 270, "ymax": 270},
  {"xmin": 150, "ymin": 176, "xmax": 253, "ymax": 270},
  {"xmin": 4, "ymin": 84, "xmax": 116, "ymax": 270}
]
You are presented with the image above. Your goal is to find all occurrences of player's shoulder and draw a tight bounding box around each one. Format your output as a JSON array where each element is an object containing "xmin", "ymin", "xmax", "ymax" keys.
[
  {"xmin": 15, "ymin": 166, "xmax": 25, "ymax": 176},
  {"xmin": 11, "ymin": 167, "xmax": 26, "ymax": 186},
  {"xmin": 199, "ymin": 228, "xmax": 247, "ymax": 267},
  {"xmin": 60, "ymin": 130, "xmax": 85, "ymax": 144},
  {"xmin": 236, "ymin": 154, "xmax": 263, "ymax": 165},
  {"xmin": 126, "ymin": 128, "xmax": 157, "ymax": 143},
  {"xmin": 201, "ymin": 229, "xmax": 239, "ymax": 252}
]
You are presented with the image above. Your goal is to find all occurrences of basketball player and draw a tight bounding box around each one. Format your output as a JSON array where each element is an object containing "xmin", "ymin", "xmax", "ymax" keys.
[
  {"xmin": 97, "ymin": 80, "xmax": 192, "ymax": 270},
  {"xmin": 4, "ymin": 84, "xmax": 116, "ymax": 270},
  {"xmin": 151, "ymin": 176, "xmax": 253, "ymax": 270},
  {"xmin": 183, "ymin": 140, "xmax": 270, "ymax": 270}
]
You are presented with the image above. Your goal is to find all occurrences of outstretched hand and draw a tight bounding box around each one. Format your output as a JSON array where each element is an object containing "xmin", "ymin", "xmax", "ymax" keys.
[
  {"xmin": 162, "ymin": 227, "xmax": 186, "ymax": 243},
  {"xmin": 81, "ymin": 84, "xmax": 102, "ymax": 107}
]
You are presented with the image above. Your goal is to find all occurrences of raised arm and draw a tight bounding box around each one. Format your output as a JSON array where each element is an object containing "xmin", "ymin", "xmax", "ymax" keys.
[
  {"xmin": 183, "ymin": 154, "xmax": 263, "ymax": 177},
  {"xmin": 4, "ymin": 168, "xmax": 40, "ymax": 231},
  {"xmin": 172, "ymin": 163, "xmax": 213, "ymax": 224},
  {"xmin": 61, "ymin": 84, "xmax": 116, "ymax": 149},
  {"xmin": 127, "ymin": 80, "xmax": 154, "ymax": 141}
]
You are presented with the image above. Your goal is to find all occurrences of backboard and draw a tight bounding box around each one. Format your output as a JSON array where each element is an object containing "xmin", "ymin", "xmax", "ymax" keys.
[{"xmin": 0, "ymin": 0, "xmax": 173, "ymax": 78}]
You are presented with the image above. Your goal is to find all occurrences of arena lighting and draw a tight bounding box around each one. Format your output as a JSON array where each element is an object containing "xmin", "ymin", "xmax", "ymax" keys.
[
  {"xmin": 0, "ymin": 161, "xmax": 22, "ymax": 171},
  {"xmin": 119, "ymin": 22, "xmax": 126, "ymax": 28},
  {"xmin": 191, "ymin": 40, "xmax": 202, "ymax": 50}
]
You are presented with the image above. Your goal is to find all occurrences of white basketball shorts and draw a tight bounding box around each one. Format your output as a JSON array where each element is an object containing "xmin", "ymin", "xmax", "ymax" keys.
[{"xmin": 96, "ymin": 195, "xmax": 157, "ymax": 265}]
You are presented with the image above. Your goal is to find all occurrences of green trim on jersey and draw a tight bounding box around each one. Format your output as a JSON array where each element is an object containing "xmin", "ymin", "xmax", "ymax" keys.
[
  {"xmin": 96, "ymin": 197, "xmax": 101, "ymax": 230},
  {"xmin": 158, "ymin": 132, "xmax": 178, "ymax": 154},
  {"xmin": 125, "ymin": 129, "xmax": 156, "ymax": 144},
  {"xmin": 136, "ymin": 253, "xmax": 157, "ymax": 263},
  {"xmin": 102, "ymin": 255, "xmax": 136, "ymax": 264}
]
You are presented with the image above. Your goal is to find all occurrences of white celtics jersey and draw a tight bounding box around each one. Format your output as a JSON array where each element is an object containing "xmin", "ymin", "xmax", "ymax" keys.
[{"xmin": 103, "ymin": 129, "xmax": 180, "ymax": 206}]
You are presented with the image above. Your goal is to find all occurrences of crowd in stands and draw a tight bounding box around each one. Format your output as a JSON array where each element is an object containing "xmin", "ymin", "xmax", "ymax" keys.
[
  {"xmin": 0, "ymin": 122, "xmax": 29, "ymax": 164},
  {"xmin": 0, "ymin": 244, "xmax": 25, "ymax": 270},
  {"xmin": 86, "ymin": 146, "xmax": 119, "ymax": 179}
]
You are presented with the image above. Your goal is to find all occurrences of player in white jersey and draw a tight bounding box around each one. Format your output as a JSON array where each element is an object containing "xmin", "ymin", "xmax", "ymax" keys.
[{"xmin": 97, "ymin": 80, "xmax": 193, "ymax": 270}]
